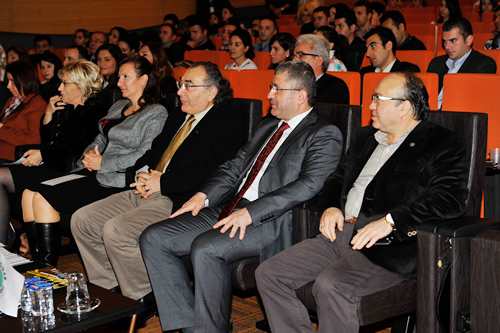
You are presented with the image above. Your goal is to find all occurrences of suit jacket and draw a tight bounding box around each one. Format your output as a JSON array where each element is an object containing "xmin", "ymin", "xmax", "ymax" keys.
[
  {"xmin": 317, "ymin": 121, "xmax": 469, "ymax": 279},
  {"xmin": 346, "ymin": 37, "xmax": 366, "ymax": 72},
  {"xmin": 200, "ymin": 110, "xmax": 343, "ymax": 261},
  {"xmin": 427, "ymin": 49, "xmax": 497, "ymax": 91},
  {"xmin": 133, "ymin": 103, "xmax": 247, "ymax": 211},
  {"xmin": 360, "ymin": 59, "xmax": 421, "ymax": 77},
  {"xmin": 316, "ymin": 74, "xmax": 350, "ymax": 105},
  {"xmin": 78, "ymin": 99, "xmax": 168, "ymax": 188},
  {"xmin": 0, "ymin": 93, "xmax": 47, "ymax": 161}
]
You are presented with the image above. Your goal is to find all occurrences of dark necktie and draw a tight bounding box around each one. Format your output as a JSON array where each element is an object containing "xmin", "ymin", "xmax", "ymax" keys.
[{"xmin": 218, "ymin": 122, "xmax": 290, "ymax": 220}]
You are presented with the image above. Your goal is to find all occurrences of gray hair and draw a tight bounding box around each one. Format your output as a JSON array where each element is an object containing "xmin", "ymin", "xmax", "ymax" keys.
[
  {"xmin": 275, "ymin": 61, "xmax": 317, "ymax": 107},
  {"xmin": 296, "ymin": 34, "xmax": 330, "ymax": 73}
]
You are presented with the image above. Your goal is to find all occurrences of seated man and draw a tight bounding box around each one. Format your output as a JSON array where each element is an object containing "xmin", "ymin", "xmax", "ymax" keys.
[
  {"xmin": 293, "ymin": 34, "xmax": 350, "ymax": 104},
  {"xmin": 256, "ymin": 72, "xmax": 469, "ymax": 333},
  {"xmin": 221, "ymin": 19, "xmax": 238, "ymax": 50},
  {"xmin": 484, "ymin": 6, "xmax": 500, "ymax": 49},
  {"xmin": 62, "ymin": 45, "xmax": 89, "ymax": 65},
  {"xmin": 89, "ymin": 31, "xmax": 107, "ymax": 62},
  {"xmin": 361, "ymin": 27, "xmax": 420, "ymax": 76},
  {"xmin": 71, "ymin": 62, "xmax": 247, "ymax": 304},
  {"xmin": 427, "ymin": 17, "xmax": 497, "ymax": 109},
  {"xmin": 140, "ymin": 61, "xmax": 343, "ymax": 333},
  {"xmin": 381, "ymin": 10, "xmax": 426, "ymax": 50},
  {"xmin": 354, "ymin": 1, "xmax": 373, "ymax": 38},
  {"xmin": 186, "ymin": 17, "xmax": 216, "ymax": 51},
  {"xmin": 254, "ymin": 17, "xmax": 278, "ymax": 52},
  {"xmin": 335, "ymin": 9, "xmax": 366, "ymax": 72}
]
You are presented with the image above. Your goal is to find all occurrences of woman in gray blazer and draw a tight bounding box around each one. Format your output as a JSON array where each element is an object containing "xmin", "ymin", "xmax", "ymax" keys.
[{"xmin": 22, "ymin": 54, "xmax": 168, "ymax": 267}]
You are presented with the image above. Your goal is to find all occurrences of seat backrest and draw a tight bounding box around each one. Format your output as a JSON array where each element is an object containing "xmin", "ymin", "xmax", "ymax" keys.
[
  {"xmin": 401, "ymin": 6, "xmax": 436, "ymax": 14},
  {"xmin": 184, "ymin": 50, "xmax": 221, "ymax": 66},
  {"xmin": 314, "ymin": 103, "xmax": 362, "ymax": 156},
  {"xmin": 325, "ymin": 71, "xmax": 361, "ymax": 105},
  {"xmin": 171, "ymin": 67, "xmax": 188, "ymax": 81},
  {"xmin": 163, "ymin": 93, "xmax": 181, "ymax": 112},
  {"xmin": 237, "ymin": 69, "xmax": 275, "ymax": 116},
  {"xmin": 209, "ymin": 36, "xmax": 223, "ymax": 50},
  {"xmin": 278, "ymin": 25, "xmax": 301, "ymax": 38},
  {"xmin": 477, "ymin": 49, "xmax": 500, "ymax": 73},
  {"xmin": 97, "ymin": 89, "xmax": 123, "ymax": 110},
  {"xmin": 220, "ymin": 69, "xmax": 240, "ymax": 96},
  {"xmin": 404, "ymin": 13, "xmax": 437, "ymax": 24},
  {"xmin": 473, "ymin": 33, "xmax": 495, "ymax": 50},
  {"xmin": 253, "ymin": 51, "xmax": 272, "ymax": 70},
  {"xmin": 406, "ymin": 23, "xmax": 437, "ymax": 36},
  {"xmin": 397, "ymin": 50, "xmax": 435, "ymax": 73},
  {"xmin": 415, "ymin": 34, "xmax": 436, "ymax": 54},
  {"xmin": 231, "ymin": 98, "xmax": 263, "ymax": 142},
  {"xmin": 427, "ymin": 111, "xmax": 487, "ymax": 217}
]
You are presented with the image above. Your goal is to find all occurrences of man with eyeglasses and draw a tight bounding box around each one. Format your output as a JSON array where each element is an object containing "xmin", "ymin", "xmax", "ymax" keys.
[
  {"xmin": 71, "ymin": 62, "xmax": 246, "ymax": 322},
  {"xmin": 256, "ymin": 72, "xmax": 469, "ymax": 333},
  {"xmin": 293, "ymin": 34, "xmax": 350, "ymax": 104},
  {"xmin": 140, "ymin": 61, "xmax": 342, "ymax": 333}
]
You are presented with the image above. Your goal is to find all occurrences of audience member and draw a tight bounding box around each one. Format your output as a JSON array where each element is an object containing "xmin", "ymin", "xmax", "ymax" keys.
[
  {"xmin": 140, "ymin": 60, "xmax": 342, "ymax": 333},
  {"xmin": 163, "ymin": 13, "xmax": 180, "ymax": 29},
  {"xmin": 427, "ymin": 17, "xmax": 496, "ymax": 108},
  {"xmin": 293, "ymin": 34, "xmax": 350, "ymax": 104},
  {"xmin": 139, "ymin": 30, "xmax": 162, "ymax": 48},
  {"xmin": 186, "ymin": 18, "xmax": 217, "ymax": 51},
  {"xmin": 267, "ymin": 0, "xmax": 295, "ymax": 18},
  {"xmin": 386, "ymin": 0, "xmax": 402, "ymax": 10},
  {"xmin": 408, "ymin": 0, "xmax": 426, "ymax": 7},
  {"xmin": 256, "ymin": 72, "xmax": 469, "ymax": 333},
  {"xmin": 371, "ymin": 2, "xmax": 386, "ymax": 26},
  {"xmin": 208, "ymin": 12, "xmax": 221, "ymax": 36},
  {"xmin": 96, "ymin": 44, "xmax": 122, "ymax": 90},
  {"xmin": 221, "ymin": 5, "xmax": 236, "ymax": 25},
  {"xmin": 313, "ymin": 6, "xmax": 331, "ymax": 31},
  {"xmin": 254, "ymin": 18, "xmax": 278, "ymax": 51},
  {"xmin": 118, "ymin": 33, "xmax": 140, "ymax": 57},
  {"xmin": 109, "ymin": 27, "xmax": 127, "ymax": 45},
  {"xmin": 268, "ymin": 33, "xmax": 296, "ymax": 69},
  {"xmin": 71, "ymin": 61, "xmax": 246, "ymax": 309},
  {"xmin": 437, "ymin": 0, "xmax": 462, "ymax": 24},
  {"xmin": 484, "ymin": 6, "xmax": 500, "ymax": 49},
  {"xmin": 293, "ymin": 2, "xmax": 316, "ymax": 26},
  {"xmin": 179, "ymin": 15, "xmax": 198, "ymax": 45},
  {"xmin": 328, "ymin": 4, "xmax": 337, "ymax": 24},
  {"xmin": 40, "ymin": 51, "xmax": 63, "ymax": 85},
  {"xmin": 225, "ymin": 29, "xmax": 258, "ymax": 70},
  {"xmin": 63, "ymin": 46, "xmax": 89, "ymax": 65},
  {"xmin": 251, "ymin": 16, "xmax": 261, "ymax": 37},
  {"xmin": 360, "ymin": 27, "xmax": 420, "ymax": 76},
  {"xmin": 33, "ymin": 35, "xmax": 53, "ymax": 54},
  {"xmin": 138, "ymin": 42, "xmax": 177, "ymax": 94},
  {"xmin": 239, "ymin": 17, "xmax": 254, "ymax": 36},
  {"xmin": 354, "ymin": 1, "xmax": 374, "ymax": 38},
  {"xmin": 0, "ymin": 61, "xmax": 46, "ymax": 162},
  {"xmin": 160, "ymin": 24, "xmax": 178, "ymax": 49},
  {"xmin": 0, "ymin": 60, "xmax": 106, "ymax": 251},
  {"xmin": 89, "ymin": 31, "xmax": 108, "ymax": 62},
  {"xmin": 335, "ymin": 9, "xmax": 367, "ymax": 71},
  {"xmin": 73, "ymin": 29, "xmax": 90, "ymax": 47},
  {"xmin": 22, "ymin": 54, "xmax": 168, "ymax": 267},
  {"xmin": 6, "ymin": 46, "xmax": 29, "ymax": 65},
  {"xmin": 381, "ymin": 11, "xmax": 427, "ymax": 50},
  {"xmin": 221, "ymin": 19, "xmax": 239, "ymax": 50},
  {"xmin": 196, "ymin": 0, "xmax": 230, "ymax": 19},
  {"xmin": 316, "ymin": 26, "xmax": 348, "ymax": 72}
]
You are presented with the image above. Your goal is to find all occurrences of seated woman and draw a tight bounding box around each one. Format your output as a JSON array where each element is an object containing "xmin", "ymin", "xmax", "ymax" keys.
[
  {"xmin": 96, "ymin": 44, "xmax": 122, "ymax": 90},
  {"xmin": 222, "ymin": 5, "xmax": 236, "ymax": 25},
  {"xmin": 40, "ymin": 51, "xmax": 63, "ymax": 85},
  {"xmin": 316, "ymin": 26, "xmax": 347, "ymax": 72},
  {"xmin": 73, "ymin": 29, "xmax": 90, "ymax": 47},
  {"xmin": 225, "ymin": 29, "xmax": 258, "ymax": 71},
  {"xmin": 473, "ymin": 0, "xmax": 497, "ymax": 12},
  {"xmin": 208, "ymin": 13, "xmax": 221, "ymax": 36},
  {"xmin": 268, "ymin": 33, "xmax": 296, "ymax": 69},
  {"xmin": 138, "ymin": 42, "xmax": 177, "ymax": 94},
  {"xmin": 408, "ymin": 0, "xmax": 426, "ymax": 7},
  {"xmin": 22, "ymin": 54, "xmax": 168, "ymax": 266},
  {"xmin": 118, "ymin": 33, "xmax": 140, "ymax": 57},
  {"xmin": 0, "ymin": 60, "xmax": 107, "ymax": 249},
  {"xmin": 436, "ymin": 0, "xmax": 462, "ymax": 24},
  {"xmin": 0, "ymin": 61, "xmax": 46, "ymax": 162},
  {"xmin": 6, "ymin": 46, "xmax": 30, "ymax": 65},
  {"xmin": 109, "ymin": 27, "xmax": 127, "ymax": 45}
]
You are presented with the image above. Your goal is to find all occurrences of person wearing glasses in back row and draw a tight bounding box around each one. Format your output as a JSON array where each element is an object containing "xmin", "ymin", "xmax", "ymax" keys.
[{"xmin": 293, "ymin": 34, "xmax": 350, "ymax": 104}]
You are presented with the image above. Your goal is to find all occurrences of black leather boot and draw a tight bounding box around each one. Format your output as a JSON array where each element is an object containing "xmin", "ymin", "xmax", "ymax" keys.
[
  {"xmin": 36, "ymin": 222, "xmax": 61, "ymax": 267},
  {"xmin": 24, "ymin": 221, "xmax": 39, "ymax": 262}
]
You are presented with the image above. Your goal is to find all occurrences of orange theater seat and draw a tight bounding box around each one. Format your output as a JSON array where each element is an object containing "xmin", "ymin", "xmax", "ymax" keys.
[
  {"xmin": 220, "ymin": 69, "xmax": 240, "ymax": 96},
  {"xmin": 396, "ymin": 50, "xmax": 435, "ymax": 72},
  {"xmin": 478, "ymin": 49, "xmax": 500, "ymax": 73},
  {"xmin": 474, "ymin": 33, "xmax": 495, "ymax": 50},
  {"xmin": 361, "ymin": 72, "xmax": 439, "ymax": 126},
  {"xmin": 326, "ymin": 71, "xmax": 361, "ymax": 105},
  {"xmin": 185, "ymin": 50, "xmax": 221, "ymax": 66},
  {"xmin": 236, "ymin": 70, "xmax": 275, "ymax": 116},
  {"xmin": 52, "ymin": 48, "xmax": 66, "ymax": 62},
  {"xmin": 210, "ymin": 36, "xmax": 223, "ymax": 50},
  {"xmin": 171, "ymin": 67, "xmax": 188, "ymax": 81},
  {"xmin": 360, "ymin": 55, "xmax": 371, "ymax": 69},
  {"xmin": 403, "ymin": 13, "xmax": 437, "ymax": 24},
  {"xmin": 415, "ymin": 34, "xmax": 437, "ymax": 53},
  {"xmin": 406, "ymin": 23, "xmax": 437, "ymax": 36},
  {"xmin": 253, "ymin": 51, "xmax": 271, "ymax": 70},
  {"xmin": 401, "ymin": 7, "xmax": 436, "ymax": 15},
  {"xmin": 278, "ymin": 26, "xmax": 301, "ymax": 38},
  {"xmin": 276, "ymin": 18, "xmax": 295, "ymax": 26},
  {"xmin": 463, "ymin": 11, "xmax": 494, "ymax": 22},
  {"xmin": 441, "ymin": 73, "xmax": 500, "ymax": 149}
]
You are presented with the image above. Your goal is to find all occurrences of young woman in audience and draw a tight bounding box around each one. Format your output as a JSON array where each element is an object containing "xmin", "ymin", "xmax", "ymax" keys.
[
  {"xmin": 109, "ymin": 27, "xmax": 127, "ymax": 45},
  {"xmin": 138, "ymin": 42, "xmax": 177, "ymax": 94},
  {"xmin": 209, "ymin": 13, "xmax": 222, "ymax": 36},
  {"xmin": 73, "ymin": 29, "xmax": 90, "ymax": 47},
  {"xmin": 292, "ymin": 2, "xmax": 316, "ymax": 26},
  {"xmin": 437, "ymin": 0, "xmax": 462, "ymax": 23},
  {"xmin": 21, "ymin": 55, "xmax": 168, "ymax": 266},
  {"xmin": 6, "ymin": 46, "xmax": 30, "ymax": 65},
  {"xmin": 222, "ymin": 5, "xmax": 236, "ymax": 25},
  {"xmin": 96, "ymin": 44, "xmax": 122, "ymax": 90},
  {"xmin": 0, "ymin": 61, "xmax": 46, "ymax": 162},
  {"xmin": 0, "ymin": 60, "xmax": 107, "ymax": 250},
  {"xmin": 40, "ymin": 51, "xmax": 63, "ymax": 85},
  {"xmin": 225, "ymin": 29, "xmax": 258, "ymax": 71},
  {"xmin": 118, "ymin": 33, "xmax": 140, "ymax": 57},
  {"xmin": 316, "ymin": 26, "xmax": 348, "ymax": 72},
  {"xmin": 268, "ymin": 33, "xmax": 296, "ymax": 69}
]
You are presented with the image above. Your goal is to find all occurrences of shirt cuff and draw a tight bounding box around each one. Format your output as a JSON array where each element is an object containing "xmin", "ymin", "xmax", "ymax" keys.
[{"xmin": 135, "ymin": 165, "xmax": 149, "ymax": 182}]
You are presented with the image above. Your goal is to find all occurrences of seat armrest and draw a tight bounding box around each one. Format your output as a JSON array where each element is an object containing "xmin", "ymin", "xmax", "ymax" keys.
[
  {"xmin": 420, "ymin": 216, "xmax": 500, "ymax": 238},
  {"xmin": 125, "ymin": 166, "xmax": 135, "ymax": 187},
  {"xmin": 15, "ymin": 144, "xmax": 42, "ymax": 160},
  {"xmin": 292, "ymin": 196, "xmax": 320, "ymax": 244}
]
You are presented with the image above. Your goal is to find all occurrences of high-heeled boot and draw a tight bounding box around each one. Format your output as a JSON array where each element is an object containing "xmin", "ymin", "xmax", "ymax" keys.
[
  {"xmin": 36, "ymin": 222, "xmax": 61, "ymax": 267},
  {"xmin": 24, "ymin": 221, "xmax": 39, "ymax": 262}
]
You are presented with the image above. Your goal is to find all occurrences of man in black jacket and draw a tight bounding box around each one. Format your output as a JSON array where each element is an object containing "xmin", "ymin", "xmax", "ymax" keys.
[
  {"xmin": 381, "ymin": 10, "xmax": 426, "ymax": 50},
  {"xmin": 335, "ymin": 9, "xmax": 366, "ymax": 72}
]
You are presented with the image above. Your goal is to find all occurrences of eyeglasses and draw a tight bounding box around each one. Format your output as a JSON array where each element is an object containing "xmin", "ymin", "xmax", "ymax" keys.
[
  {"xmin": 61, "ymin": 81, "xmax": 76, "ymax": 87},
  {"xmin": 292, "ymin": 52, "xmax": 320, "ymax": 59},
  {"xmin": 372, "ymin": 94, "xmax": 406, "ymax": 104},
  {"xmin": 177, "ymin": 81, "xmax": 211, "ymax": 91},
  {"xmin": 269, "ymin": 84, "xmax": 300, "ymax": 93}
]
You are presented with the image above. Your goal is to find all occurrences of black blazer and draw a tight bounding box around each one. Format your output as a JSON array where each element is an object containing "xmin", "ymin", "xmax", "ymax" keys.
[
  {"xmin": 360, "ymin": 59, "xmax": 421, "ymax": 77},
  {"xmin": 133, "ymin": 103, "xmax": 247, "ymax": 211},
  {"xmin": 427, "ymin": 49, "xmax": 497, "ymax": 91},
  {"xmin": 317, "ymin": 121, "xmax": 469, "ymax": 278},
  {"xmin": 316, "ymin": 74, "xmax": 350, "ymax": 105}
]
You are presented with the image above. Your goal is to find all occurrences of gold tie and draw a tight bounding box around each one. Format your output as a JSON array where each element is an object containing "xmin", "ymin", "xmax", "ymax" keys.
[{"xmin": 155, "ymin": 115, "xmax": 196, "ymax": 172}]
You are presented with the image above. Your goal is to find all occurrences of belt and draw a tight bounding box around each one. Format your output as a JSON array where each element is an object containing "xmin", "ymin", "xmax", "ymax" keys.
[{"xmin": 344, "ymin": 218, "xmax": 357, "ymax": 224}]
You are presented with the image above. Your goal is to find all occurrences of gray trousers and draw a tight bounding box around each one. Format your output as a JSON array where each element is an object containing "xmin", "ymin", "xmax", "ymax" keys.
[
  {"xmin": 140, "ymin": 202, "xmax": 262, "ymax": 333},
  {"xmin": 71, "ymin": 190, "xmax": 173, "ymax": 300},
  {"xmin": 255, "ymin": 224, "xmax": 407, "ymax": 333}
]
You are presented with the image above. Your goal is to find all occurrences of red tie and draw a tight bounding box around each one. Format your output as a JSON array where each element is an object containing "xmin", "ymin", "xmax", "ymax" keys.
[{"xmin": 218, "ymin": 122, "xmax": 290, "ymax": 220}]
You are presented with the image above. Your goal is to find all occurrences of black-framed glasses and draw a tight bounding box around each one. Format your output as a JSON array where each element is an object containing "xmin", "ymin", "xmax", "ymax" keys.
[
  {"xmin": 269, "ymin": 84, "xmax": 300, "ymax": 93},
  {"xmin": 371, "ymin": 94, "xmax": 406, "ymax": 104},
  {"xmin": 292, "ymin": 52, "xmax": 320, "ymax": 59},
  {"xmin": 177, "ymin": 81, "xmax": 211, "ymax": 91}
]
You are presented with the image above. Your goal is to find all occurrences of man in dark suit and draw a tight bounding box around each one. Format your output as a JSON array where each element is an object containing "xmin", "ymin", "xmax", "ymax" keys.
[
  {"xmin": 139, "ymin": 61, "xmax": 343, "ymax": 333},
  {"xmin": 293, "ymin": 34, "xmax": 350, "ymax": 104},
  {"xmin": 71, "ymin": 62, "xmax": 247, "ymax": 304},
  {"xmin": 335, "ymin": 9, "xmax": 366, "ymax": 72},
  {"xmin": 256, "ymin": 72, "xmax": 469, "ymax": 332},
  {"xmin": 360, "ymin": 26, "xmax": 420, "ymax": 76},
  {"xmin": 427, "ymin": 18, "xmax": 497, "ymax": 109},
  {"xmin": 381, "ymin": 11, "xmax": 426, "ymax": 50}
]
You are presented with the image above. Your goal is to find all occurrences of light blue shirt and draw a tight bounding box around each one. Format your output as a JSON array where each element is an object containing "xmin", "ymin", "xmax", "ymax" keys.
[
  {"xmin": 438, "ymin": 48, "xmax": 472, "ymax": 109},
  {"xmin": 253, "ymin": 41, "xmax": 269, "ymax": 52}
]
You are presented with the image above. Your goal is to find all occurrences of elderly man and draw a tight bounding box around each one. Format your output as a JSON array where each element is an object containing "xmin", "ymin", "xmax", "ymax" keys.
[
  {"xmin": 427, "ymin": 18, "xmax": 496, "ymax": 109},
  {"xmin": 254, "ymin": 17, "xmax": 278, "ymax": 51},
  {"xmin": 62, "ymin": 45, "xmax": 89, "ymax": 65},
  {"xmin": 360, "ymin": 27, "xmax": 420, "ymax": 76},
  {"xmin": 256, "ymin": 72, "xmax": 469, "ymax": 333},
  {"xmin": 293, "ymin": 34, "xmax": 350, "ymax": 104},
  {"xmin": 71, "ymin": 62, "xmax": 247, "ymax": 311},
  {"xmin": 140, "ymin": 61, "xmax": 343, "ymax": 333},
  {"xmin": 220, "ymin": 19, "xmax": 238, "ymax": 50},
  {"xmin": 381, "ymin": 11, "xmax": 426, "ymax": 50}
]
